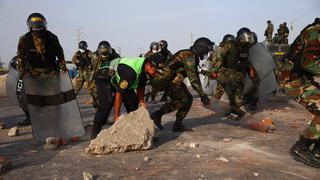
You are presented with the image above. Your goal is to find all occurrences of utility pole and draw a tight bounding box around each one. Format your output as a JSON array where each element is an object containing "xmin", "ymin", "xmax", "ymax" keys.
[
  {"xmin": 118, "ymin": 47, "xmax": 122, "ymax": 57},
  {"xmin": 77, "ymin": 27, "xmax": 84, "ymax": 44},
  {"xmin": 190, "ymin": 32, "xmax": 194, "ymax": 46}
]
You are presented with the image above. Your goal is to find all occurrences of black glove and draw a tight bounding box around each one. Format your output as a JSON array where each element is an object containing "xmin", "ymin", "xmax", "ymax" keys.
[
  {"xmin": 108, "ymin": 69, "xmax": 115, "ymax": 77},
  {"xmin": 201, "ymin": 94, "xmax": 210, "ymax": 105}
]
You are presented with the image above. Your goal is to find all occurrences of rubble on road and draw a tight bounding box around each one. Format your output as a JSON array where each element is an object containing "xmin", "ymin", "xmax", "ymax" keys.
[
  {"xmin": 8, "ymin": 126, "xmax": 19, "ymax": 137},
  {"xmin": 86, "ymin": 107, "xmax": 155, "ymax": 155}
]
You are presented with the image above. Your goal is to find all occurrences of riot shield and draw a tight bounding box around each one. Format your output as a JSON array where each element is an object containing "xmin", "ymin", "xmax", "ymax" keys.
[
  {"xmin": 244, "ymin": 42, "xmax": 278, "ymax": 96},
  {"xmin": 244, "ymin": 72, "xmax": 277, "ymax": 96},
  {"xmin": 6, "ymin": 67, "xmax": 20, "ymax": 105},
  {"xmin": 23, "ymin": 71, "xmax": 84, "ymax": 142},
  {"xmin": 248, "ymin": 42, "xmax": 276, "ymax": 79}
]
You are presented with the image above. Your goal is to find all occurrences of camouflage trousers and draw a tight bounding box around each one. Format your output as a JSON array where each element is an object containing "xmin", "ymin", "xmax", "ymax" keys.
[
  {"xmin": 283, "ymin": 76, "xmax": 320, "ymax": 140},
  {"xmin": 213, "ymin": 82, "xmax": 224, "ymax": 99},
  {"xmin": 74, "ymin": 69, "xmax": 92, "ymax": 94},
  {"xmin": 160, "ymin": 82, "xmax": 193, "ymax": 121},
  {"xmin": 216, "ymin": 68, "xmax": 244, "ymax": 107}
]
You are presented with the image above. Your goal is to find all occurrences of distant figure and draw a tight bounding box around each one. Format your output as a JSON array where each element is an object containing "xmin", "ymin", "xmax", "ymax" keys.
[
  {"xmin": 277, "ymin": 22, "xmax": 290, "ymax": 44},
  {"xmin": 264, "ymin": 20, "xmax": 274, "ymax": 45}
]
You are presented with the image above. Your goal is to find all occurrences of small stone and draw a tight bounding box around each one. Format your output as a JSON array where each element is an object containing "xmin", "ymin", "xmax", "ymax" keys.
[
  {"xmin": 284, "ymin": 107, "xmax": 290, "ymax": 110},
  {"xmin": 0, "ymin": 156, "xmax": 12, "ymax": 173},
  {"xmin": 189, "ymin": 143, "xmax": 199, "ymax": 148},
  {"xmin": 254, "ymin": 173, "xmax": 259, "ymax": 176},
  {"xmin": 144, "ymin": 157, "xmax": 151, "ymax": 161},
  {"xmin": 8, "ymin": 126, "xmax": 19, "ymax": 137},
  {"xmin": 83, "ymin": 171, "xmax": 93, "ymax": 180},
  {"xmin": 196, "ymin": 154, "xmax": 201, "ymax": 158},
  {"xmin": 223, "ymin": 138, "xmax": 232, "ymax": 143},
  {"xmin": 41, "ymin": 164, "xmax": 45, "ymax": 168},
  {"xmin": 0, "ymin": 122, "xmax": 5, "ymax": 129},
  {"xmin": 135, "ymin": 167, "xmax": 140, "ymax": 170},
  {"xmin": 216, "ymin": 156, "xmax": 229, "ymax": 162},
  {"xmin": 176, "ymin": 142, "xmax": 187, "ymax": 147},
  {"xmin": 43, "ymin": 144, "xmax": 58, "ymax": 150}
]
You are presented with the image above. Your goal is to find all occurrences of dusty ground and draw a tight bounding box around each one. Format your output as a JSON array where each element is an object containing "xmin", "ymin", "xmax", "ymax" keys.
[{"xmin": 0, "ymin": 89, "xmax": 319, "ymax": 180}]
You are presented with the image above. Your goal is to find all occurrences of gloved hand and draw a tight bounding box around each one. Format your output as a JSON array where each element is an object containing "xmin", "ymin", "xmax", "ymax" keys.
[
  {"xmin": 108, "ymin": 69, "xmax": 115, "ymax": 77},
  {"xmin": 201, "ymin": 94, "xmax": 210, "ymax": 105},
  {"xmin": 211, "ymin": 72, "xmax": 218, "ymax": 79},
  {"xmin": 60, "ymin": 62, "xmax": 68, "ymax": 72}
]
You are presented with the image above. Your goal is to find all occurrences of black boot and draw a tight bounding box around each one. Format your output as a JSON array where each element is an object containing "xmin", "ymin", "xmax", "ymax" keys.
[
  {"xmin": 290, "ymin": 135, "xmax": 320, "ymax": 168},
  {"xmin": 247, "ymin": 103, "xmax": 257, "ymax": 110},
  {"xmin": 172, "ymin": 119, "xmax": 192, "ymax": 132},
  {"xmin": 225, "ymin": 106, "xmax": 246, "ymax": 121},
  {"xmin": 313, "ymin": 141, "xmax": 320, "ymax": 159},
  {"xmin": 17, "ymin": 117, "xmax": 31, "ymax": 127},
  {"xmin": 91, "ymin": 125, "xmax": 102, "ymax": 139},
  {"xmin": 150, "ymin": 110, "xmax": 164, "ymax": 130}
]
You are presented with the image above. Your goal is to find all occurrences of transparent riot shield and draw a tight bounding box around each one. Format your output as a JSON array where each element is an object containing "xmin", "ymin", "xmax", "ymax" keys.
[
  {"xmin": 6, "ymin": 67, "xmax": 20, "ymax": 105},
  {"xmin": 244, "ymin": 42, "xmax": 278, "ymax": 96},
  {"xmin": 23, "ymin": 71, "xmax": 84, "ymax": 142},
  {"xmin": 248, "ymin": 43, "xmax": 276, "ymax": 79}
]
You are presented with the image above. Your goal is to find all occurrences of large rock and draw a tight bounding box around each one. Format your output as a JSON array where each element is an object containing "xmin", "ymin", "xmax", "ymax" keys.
[
  {"xmin": 86, "ymin": 107, "xmax": 155, "ymax": 155},
  {"xmin": 0, "ymin": 74, "xmax": 7, "ymax": 97}
]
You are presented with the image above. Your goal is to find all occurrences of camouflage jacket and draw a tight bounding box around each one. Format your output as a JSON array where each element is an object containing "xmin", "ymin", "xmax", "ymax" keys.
[
  {"xmin": 16, "ymin": 30, "xmax": 66, "ymax": 75},
  {"xmin": 72, "ymin": 49, "xmax": 93, "ymax": 70},
  {"xmin": 209, "ymin": 42, "xmax": 242, "ymax": 73},
  {"xmin": 265, "ymin": 23, "xmax": 274, "ymax": 35},
  {"xmin": 91, "ymin": 49, "xmax": 120, "ymax": 79},
  {"xmin": 167, "ymin": 49, "xmax": 206, "ymax": 97},
  {"xmin": 281, "ymin": 22, "xmax": 320, "ymax": 82}
]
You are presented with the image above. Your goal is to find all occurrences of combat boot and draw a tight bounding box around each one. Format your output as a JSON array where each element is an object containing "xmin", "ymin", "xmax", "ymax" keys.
[
  {"xmin": 225, "ymin": 106, "xmax": 246, "ymax": 121},
  {"xmin": 290, "ymin": 135, "xmax": 320, "ymax": 168},
  {"xmin": 172, "ymin": 119, "xmax": 192, "ymax": 132},
  {"xmin": 17, "ymin": 118, "xmax": 31, "ymax": 127},
  {"xmin": 150, "ymin": 110, "xmax": 164, "ymax": 130},
  {"xmin": 313, "ymin": 141, "xmax": 320, "ymax": 159},
  {"xmin": 247, "ymin": 103, "xmax": 257, "ymax": 111},
  {"xmin": 91, "ymin": 125, "xmax": 102, "ymax": 139}
]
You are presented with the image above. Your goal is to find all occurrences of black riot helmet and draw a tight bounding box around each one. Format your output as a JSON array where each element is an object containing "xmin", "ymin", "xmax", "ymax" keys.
[
  {"xmin": 150, "ymin": 42, "xmax": 160, "ymax": 52},
  {"xmin": 267, "ymin": 20, "xmax": 271, "ymax": 23},
  {"xmin": 97, "ymin": 41, "xmax": 112, "ymax": 56},
  {"xmin": 250, "ymin": 31, "xmax": 258, "ymax": 45},
  {"xmin": 27, "ymin": 13, "xmax": 47, "ymax": 31},
  {"xmin": 192, "ymin": 37, "xmax": 214, "ymax": 59},
  {"xmin": 236, "ymin": 27, "xmax": 252, "ymax": 47},
  {"xmin": 159, "ymin": 40, "xmax": 168, "ymax": 50},
  {"xmin": 314, "ymin": 18, "xmax": 320, "ymax": 24},
  {"xmin": 222, "ymin": 34, "xmax": 235, "ymax": 44},
  {"xmin": 78, "ymin": 41, "xmax": 88, "ymax": 50}
]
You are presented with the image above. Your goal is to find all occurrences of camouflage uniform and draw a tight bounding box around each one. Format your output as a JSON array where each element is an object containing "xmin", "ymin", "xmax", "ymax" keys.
[
  {"xmin": 72, "ymin": 50, "xmax": 93, "ymax": 95},
  {"xmin": 17, "ymin": 30, "xmax": 66, "ymax": 77},
  {"xmin": 281, "ymin": 23, "xmax": 320, "ymax": 140},
  {"xmin": 144, "ymin": 51, "xmax": 162, "ymax": 103},
  {"xmin": 264, "ymin": 22, "xmax": 274, "ymax": 45},
  {"xmin": 91, "ymin": 49, "xmax": 120, "ymax": 107},
  {"xmin": 164, "ymin": 50, "xmax": 207, "ymax": 120},
  {"xmin": 210, "ymin": 42, "xmax": 245, "ymax": 107}
]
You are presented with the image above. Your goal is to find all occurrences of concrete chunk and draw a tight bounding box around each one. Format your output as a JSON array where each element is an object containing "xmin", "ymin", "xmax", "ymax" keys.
[
  {"xmin": 8, "ymin": 126, "xmax": 19, "ymax": 137},
  {"xmin": 86, "ymin": 107, "xmax": 155, "ymax": 155}
]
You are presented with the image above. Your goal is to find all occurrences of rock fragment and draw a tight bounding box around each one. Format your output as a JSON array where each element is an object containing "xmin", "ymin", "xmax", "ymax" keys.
[
  {"xmin": 83, "ymin": 171, "xmax": 93, "ymax": 180},
  {"xmin": 216, "ymin": 156, "xmax": 229, "ymax": 162},
  {"xmin": 86, "ymin": 107, "xmax": 155, "ymax": 155},
  {"xmin": 8, "ymin": 126, "xmax": 19, "ymax": 137},
  {"xmin": 189, "ymin": 143, "xmax": 199, "ymax": 148}
]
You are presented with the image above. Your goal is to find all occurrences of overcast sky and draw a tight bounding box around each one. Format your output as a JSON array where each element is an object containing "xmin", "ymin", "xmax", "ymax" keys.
[{"xmin": 0, "ymin": 0, "xmax": 319, "ymax": 66}]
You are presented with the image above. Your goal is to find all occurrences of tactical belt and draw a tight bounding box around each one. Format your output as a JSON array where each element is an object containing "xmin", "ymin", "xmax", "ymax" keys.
[{"xmin": 26, "ymin": 89, "xmax": 76, "ymax": 106}]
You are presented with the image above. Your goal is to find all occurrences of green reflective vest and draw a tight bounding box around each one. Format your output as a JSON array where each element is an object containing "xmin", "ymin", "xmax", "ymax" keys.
[{"xmin": 113, "ymin": 57, "xmax": 145, "ymax": 90}]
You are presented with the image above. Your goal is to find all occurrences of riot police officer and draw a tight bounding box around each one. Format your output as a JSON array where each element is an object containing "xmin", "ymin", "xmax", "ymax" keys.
[
  {"xmin": 72, "ymin": 41, "xmax": 93, "ymax": 96},
  {"xmin": 90, "ymin": 41, "xmax": 120, "ymax": 139}
]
